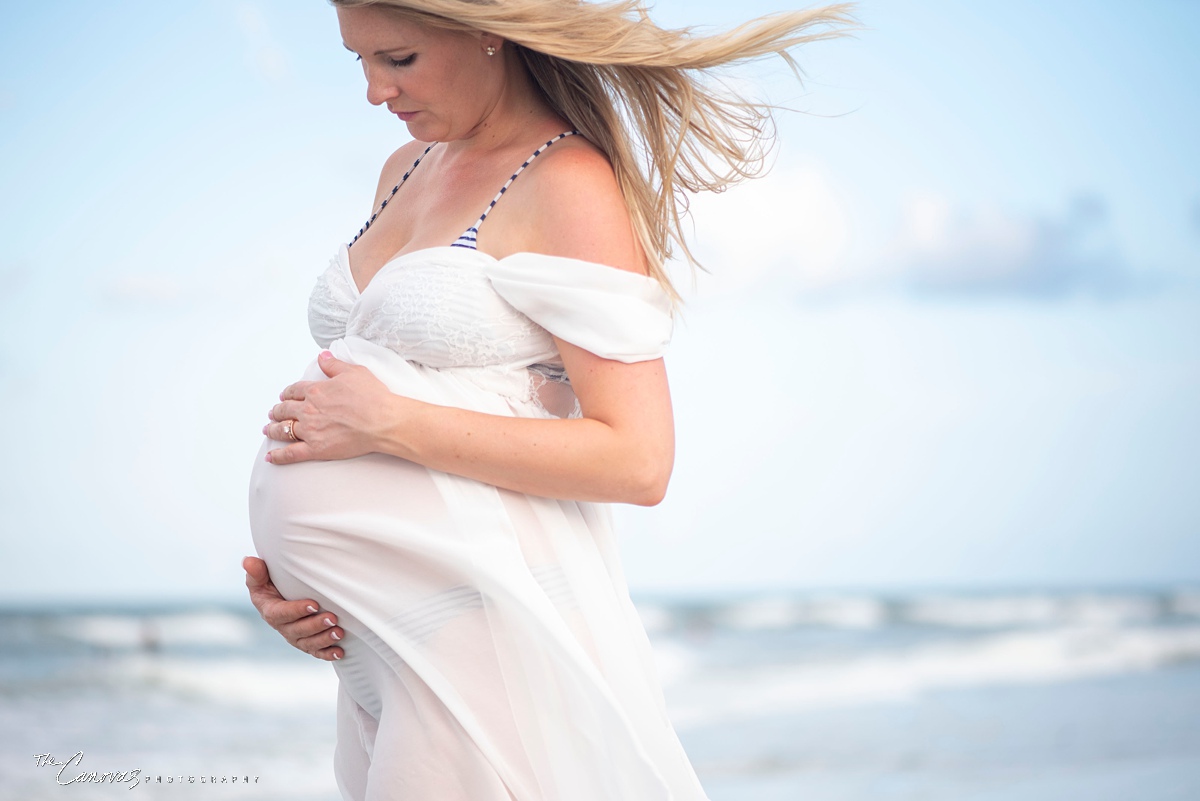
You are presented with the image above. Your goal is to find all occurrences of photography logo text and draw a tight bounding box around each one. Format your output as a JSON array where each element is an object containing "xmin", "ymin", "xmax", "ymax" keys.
[{"xmin": 33, "ymin": 752, "xmax": 260, "ymax": 789}]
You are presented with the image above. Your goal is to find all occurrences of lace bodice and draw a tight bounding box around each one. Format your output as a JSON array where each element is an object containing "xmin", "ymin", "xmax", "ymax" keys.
[
  {"xmin": 306, "ymin": 243, "xmax": 674, "ymax": 414},
  {"xmin": 310, "ymin": 245, "xmax": 562, "ymax": 369}
]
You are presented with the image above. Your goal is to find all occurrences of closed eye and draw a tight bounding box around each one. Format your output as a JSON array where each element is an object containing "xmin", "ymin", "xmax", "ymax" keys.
[{"xmin": 354, "ymin": 54, "xmax": 417, "ymax": 68}]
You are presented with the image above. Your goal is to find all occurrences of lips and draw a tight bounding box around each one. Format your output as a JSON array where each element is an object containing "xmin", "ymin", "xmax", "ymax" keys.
[{"xmin": 393, "ymin": 110, "xmax": 419, "ymax": 121}]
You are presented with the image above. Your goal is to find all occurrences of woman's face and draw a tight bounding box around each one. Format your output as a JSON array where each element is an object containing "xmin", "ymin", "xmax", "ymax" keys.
[{"xmin": 337, "ymin": 5, "xmax": 500, "ymax": 142}]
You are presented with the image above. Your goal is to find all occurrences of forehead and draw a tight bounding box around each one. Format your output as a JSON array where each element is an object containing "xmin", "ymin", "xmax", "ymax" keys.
[{"xmin": 337, "ymin": 6, "xmax": 458, "ymax": 51}]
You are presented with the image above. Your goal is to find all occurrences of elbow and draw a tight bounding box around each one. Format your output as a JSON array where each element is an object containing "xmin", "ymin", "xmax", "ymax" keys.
[
  {"xmin": 634, "ymin": 482, "xmax": 668, "ymax": 507},
  {"xmin": 629, "ymin": 454, "xmax": 673, "ymax": 507}
]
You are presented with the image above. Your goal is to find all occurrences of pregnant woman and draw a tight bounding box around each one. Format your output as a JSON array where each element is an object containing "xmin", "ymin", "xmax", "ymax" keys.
[{"xmin": 244, "ymin": 0, "xmax": 856, "ymax": 798}]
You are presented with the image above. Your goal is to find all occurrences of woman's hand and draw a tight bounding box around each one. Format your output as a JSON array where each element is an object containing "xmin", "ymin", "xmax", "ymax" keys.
[
  {"xmin": 243, "ymin": 556, "xmax": 345, "ymax": 661},
  {"xmin": 264, "ymin": 350, "xmax": 407, "ymax": 465}
]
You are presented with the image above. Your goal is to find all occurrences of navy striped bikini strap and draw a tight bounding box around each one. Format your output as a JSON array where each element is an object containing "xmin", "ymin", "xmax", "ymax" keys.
[
  {"xmin": 451, "ymin": 130, "xmax": 580, "ymax": 250},
  {"xmin": 348, "ymin": 142, "xmax": 437, "ymax": 248}
]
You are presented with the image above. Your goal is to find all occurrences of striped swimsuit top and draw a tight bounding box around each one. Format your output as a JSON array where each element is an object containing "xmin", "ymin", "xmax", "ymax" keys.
[{"xmin": 348, "ymin": 129, "xmax": 580, "ymax": 251}]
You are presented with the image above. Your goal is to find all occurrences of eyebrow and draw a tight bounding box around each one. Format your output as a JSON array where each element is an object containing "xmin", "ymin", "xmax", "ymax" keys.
[{"xmin": 343, "ymin": 43, "xmax": 412, "ymax": 56}]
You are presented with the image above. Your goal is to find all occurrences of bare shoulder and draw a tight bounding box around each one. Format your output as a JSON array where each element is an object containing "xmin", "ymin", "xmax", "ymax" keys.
[
  {"xmin": 519, "ymin": 135, "xmax": 648, "ymax": 276},
  {"xmin": 371, "ymin": 139, "xmax": 435, "ymax": 209}
]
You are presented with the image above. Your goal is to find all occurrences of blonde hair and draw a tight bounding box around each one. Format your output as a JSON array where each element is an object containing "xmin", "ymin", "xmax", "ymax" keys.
[{"xmin": 331, "ymin": 0, "xmax": 861, "ymax": 306}]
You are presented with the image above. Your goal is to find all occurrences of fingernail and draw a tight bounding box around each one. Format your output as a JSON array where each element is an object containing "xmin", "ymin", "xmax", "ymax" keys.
[
  {"xmin": 331, "ymin": 631, "xmax": 342, "ymax": 641},
  {"xmin": 265, "ymin": 453, "xmax": 274, "ymax": 463},
  {"xmin": 306, "ymin": 605, "xmax": 319, "ymax": 614},
  {"xmin": 262, "ymin": 425, "xmax": 269, "ymax": 435},
  {"xmin": 319, "ymin": 350, "xmax": 332, "ymax": 359},
  {"xmin": 324, "ymin": 618, "xmax": 334, "ymax": 627},
  {"xmin": 333, "ymin": 653, "xmax": 341, "ymax": 660}
]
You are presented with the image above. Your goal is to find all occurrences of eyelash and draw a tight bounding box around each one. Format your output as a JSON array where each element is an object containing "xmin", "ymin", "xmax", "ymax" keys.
[{"xmin": 355, "ymin": 54, "xmax": 416, "ymax": 68}]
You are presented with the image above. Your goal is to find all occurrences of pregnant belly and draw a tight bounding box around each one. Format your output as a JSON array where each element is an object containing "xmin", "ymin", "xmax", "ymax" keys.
[
  {"xmin": 247, "ymin": 435, "xmax": 468, "ymax": 615},
  {"xmin": 244, "ymin": 341, "xmax": 568, "ymax": 676},
  {"xmin": 247, "ymin": 436, "xmax": 532, "ymax": 726}
]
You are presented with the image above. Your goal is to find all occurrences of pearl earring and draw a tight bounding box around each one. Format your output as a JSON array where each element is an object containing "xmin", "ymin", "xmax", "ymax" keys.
[{"xmin": 485, "ymin": 45, "xmax": 497, "ymax": 56}]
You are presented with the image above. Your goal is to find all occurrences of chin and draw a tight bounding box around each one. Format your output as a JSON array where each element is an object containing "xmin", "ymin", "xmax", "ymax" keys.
[
  {"xmin": 406, "ymin": 119, "xmax": 455, "ymax": 144},
  {"xmin": 401, "ymin": 118, "xmax": 430, "ymax": 138}
]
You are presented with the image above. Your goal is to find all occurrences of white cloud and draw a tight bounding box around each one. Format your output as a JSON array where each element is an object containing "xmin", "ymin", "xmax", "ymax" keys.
[
  {"xmin": 886, "ymin": 191, "xmax": 1147, "ymax": 299},
  {"xmin": 679, "ymin": 158, "xmax": 854, "ymax": 296},
  {"xmin": 103, "ymin": 273, "xmax": 192, "ymax": 306},
  {"xmin": 235, "ymin": 4, "xmax": 289, "ymax": 84},
  {"xmin": 682, "ymin": 168, "xmax": 1165, "ymax": 302},
  {"xmin": 0, "ymin": 260, "xmax": 29, "ymax": 305}
]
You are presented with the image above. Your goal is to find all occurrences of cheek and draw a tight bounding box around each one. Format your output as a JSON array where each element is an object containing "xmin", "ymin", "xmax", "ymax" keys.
[{"xmin": 446, "ymin": 67, "xmax": 495, "ymax": 115}]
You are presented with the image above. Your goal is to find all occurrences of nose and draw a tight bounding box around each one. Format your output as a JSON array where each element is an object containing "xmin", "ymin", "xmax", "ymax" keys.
[{"xmin": 363, "ymin": 64, "xmax": 399, "ymax": 106}]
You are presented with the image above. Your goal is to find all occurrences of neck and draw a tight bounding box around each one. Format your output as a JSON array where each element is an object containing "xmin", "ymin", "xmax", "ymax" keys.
[{"xmin": 445, "ymin": 51, "xmax": 563, "ymax": 157}]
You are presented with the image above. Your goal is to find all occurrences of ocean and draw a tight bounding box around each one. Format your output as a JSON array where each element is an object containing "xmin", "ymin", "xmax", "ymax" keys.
[{"xmin": 3, "ymin": 586, "xmax": 1199, "ymax": 800}]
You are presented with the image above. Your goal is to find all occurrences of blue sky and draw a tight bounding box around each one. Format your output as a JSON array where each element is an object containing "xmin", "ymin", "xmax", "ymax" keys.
[{"xmin": 1, "ymin": 0, "xmax": 1197, "ymax": 602}]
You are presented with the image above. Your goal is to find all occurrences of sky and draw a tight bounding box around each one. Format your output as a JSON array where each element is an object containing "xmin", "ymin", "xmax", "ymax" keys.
[{"xmin": 0, "ymin": 0, "xmax": 1197, "ymax": 603}]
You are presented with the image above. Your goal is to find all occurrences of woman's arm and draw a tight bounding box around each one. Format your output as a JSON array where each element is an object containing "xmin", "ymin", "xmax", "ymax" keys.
[
  {"xmin": 266, "ymin": 344, "xmax": 673, "ymax": 506},
  {"xmin": 263, "ymin": 140, "xmax": 676, "ymax": 506}
]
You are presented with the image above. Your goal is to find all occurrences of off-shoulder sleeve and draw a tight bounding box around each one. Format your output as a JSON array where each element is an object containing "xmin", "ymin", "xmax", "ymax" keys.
[{"xmin": 484, "ymin": 252, "xmax": 674, "ymax": 363}]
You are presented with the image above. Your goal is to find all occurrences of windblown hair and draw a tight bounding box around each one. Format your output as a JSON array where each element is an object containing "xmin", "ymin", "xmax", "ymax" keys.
[{"xmin": 331, "ymin": 0, "xmax": 860, "ymax": 305}]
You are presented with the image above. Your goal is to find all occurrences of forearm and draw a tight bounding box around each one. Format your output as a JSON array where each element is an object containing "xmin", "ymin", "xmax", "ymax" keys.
[
  {"xmin": 378, "ymin": 396, "xmax": 671, "ymax": 506},
  {"xmin": 265, "ymin": 350, "xmax": 675, "ymax": 498}
]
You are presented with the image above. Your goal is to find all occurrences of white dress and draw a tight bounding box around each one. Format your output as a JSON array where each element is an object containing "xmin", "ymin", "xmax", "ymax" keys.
[{"xmin": 247, "ymin": 241, "xmax": 710, "ymax": 800}]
